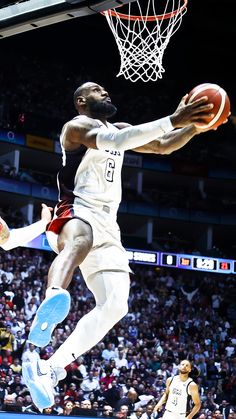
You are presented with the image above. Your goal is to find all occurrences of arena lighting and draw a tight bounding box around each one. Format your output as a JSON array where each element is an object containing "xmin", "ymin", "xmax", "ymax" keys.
[{"xmin": 0, "ymin": 0, "xmax": 133, "ymax": 37}]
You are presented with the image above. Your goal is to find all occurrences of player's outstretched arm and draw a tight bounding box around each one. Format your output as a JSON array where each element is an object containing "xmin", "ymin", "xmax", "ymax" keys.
[
  {"xmin": 133, "ymin": 115, "xmax": 222, "ymax": 154},
  {"xmin": 62, "ymin": 97, "xmax": 213, "ymax": 152},
  {"xmin": 133, "ymin": 124, "xmax": 202, "ymax": 154},
  {"xmin": 1, "ymin": 203, "xmax": 53, "ymax": 251}
]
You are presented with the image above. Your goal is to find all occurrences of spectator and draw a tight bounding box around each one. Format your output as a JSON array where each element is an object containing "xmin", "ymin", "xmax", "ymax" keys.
[
  {"xmin": 218, "ymin": 400, "xmax": 233, "ymax": 419},
  {"xmin": 9, "ymin": 358, "xmax": 22, "ymax": 375},
  {"xmin": 115, "ymin": 389, "xmax": 139, "ymax": 414},
  {"xmin": 115, "ymin": 404, "xmax": 129, "ymax": 419},
  {"xmin": 102, "ymin": 343, "xmax": 117, "ymax": 362},
  {"xmin": 43, "ymin": 405, "xmax": 59, "ymax": 415},
  {"xmin": 101, "ymin": 404, "xmax": 114, "ymax": 417},
  {"xmin": 114, "ymin": 347, "xmax": 129, "ymax": 371},
  {"xmin": 12, "ymin": 330, "xmax": 26, "ymax": 358},
  {"xmin": 10, "ymin": 318, "xmax": 23, "ymax": 336},
  {"xmin": 64, "ymin": 382, "xmax": 79, "ymax": 402},
  {"xmin": 104, "ymin": 379, "xmax": 122, "ymax": 409},
  {"xmin": 9, "ymin": 374, "xmax": 25, "ymax": 394},
  {"xmin": 63, "ymin": 360, "xmax": 84, "ymax": 389},
  {"xmin": 130, "ymin": 406, "xmax": 144, "ymax": 419},
  {"xmin": 140, "ymin": 403, "xmax": 156, "ymax": 419},
  {"xmin": 100, "ymin": 368, "xmax": 116, "ymax": 391},
  {"xmin": 59, "ymin": 399, "xmax": 74, "ymax": 415},
  {"xmin": 53, "ymin": 395, "xmax": 64, "ymax": 415},
  {"xmin": 80, "ymin": 369, "xmax": 100, "ymax": 397},
  {"xmin": 77, "ymin": 356, "xmax": 88, "ymax": 378},
  {"xmin": 93, "ymin": 381, "xmax": 107, "ymax": 407},
  {"xmin": 0, "ymin": 325, "xmax": 14, "ymax": 353},
  {"xmin": 71, "ymin": 398, "xmax": 98, "ymax": 416},
  {"xmin": 0, "ymin": 378, "xmax": 7, "ymax": 408}
]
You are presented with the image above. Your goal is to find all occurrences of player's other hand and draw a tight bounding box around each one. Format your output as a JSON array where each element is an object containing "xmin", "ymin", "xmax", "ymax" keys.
[
  {"xmin": 193, "ymin": 111, "xmax": 231, "ymax": 134},
  {"xmin": 41, "ymin": 203, "xmax": 53, "ymax": 224}
]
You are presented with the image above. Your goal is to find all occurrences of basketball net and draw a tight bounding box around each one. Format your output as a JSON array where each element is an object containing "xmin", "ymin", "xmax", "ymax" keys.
[{"xmin": 102, "ymin": 0, "xmax": 188, "ymax": 83}]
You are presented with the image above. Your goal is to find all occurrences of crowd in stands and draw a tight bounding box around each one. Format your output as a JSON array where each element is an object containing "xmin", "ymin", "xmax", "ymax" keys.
[{"xmin": 0, "ymin": 246, "xmax": 236, "ymax": 416}]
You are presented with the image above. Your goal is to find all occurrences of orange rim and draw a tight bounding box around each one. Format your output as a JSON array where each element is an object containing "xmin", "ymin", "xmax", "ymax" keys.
[{"xmin": 101, "ymin": 0, "xmax": 188, "ymax": 21}]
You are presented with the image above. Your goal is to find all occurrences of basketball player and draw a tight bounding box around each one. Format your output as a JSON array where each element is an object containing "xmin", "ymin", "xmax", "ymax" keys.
[
  {"xmin": 0, "ymin": 203, "xmax": 52, "ymax": 250},
  {"xmin": 22, "ymin": 82, "xmax": 216, "ymax": 410},
  {"xmin": 153, "ymin": 359, "xmax": 201, "ymax": 419}
]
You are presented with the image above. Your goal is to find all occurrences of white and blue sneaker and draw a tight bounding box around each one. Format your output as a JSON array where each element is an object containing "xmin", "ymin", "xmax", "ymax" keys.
[
  {"xmin": 22, "ymin": 358, "xmax": 66, "ymax": 410},
  {"xmin": 28, "ymin": 288, "xmax": 71, "ymax": 347}
]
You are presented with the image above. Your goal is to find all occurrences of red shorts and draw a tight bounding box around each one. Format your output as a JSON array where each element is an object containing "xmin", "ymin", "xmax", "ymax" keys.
[
  {"xmin": 46, "ymin": 199, "xmax": 90, "ymax": 235},
  {"xmin": 46, "ymin": 199, "xmax": 131, "ymax": 280}
]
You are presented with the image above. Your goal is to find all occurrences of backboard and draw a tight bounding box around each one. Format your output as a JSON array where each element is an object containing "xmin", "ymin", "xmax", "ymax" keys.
[{"xmin": 0, "ymin": 0, "xmax": 134, "ymax": 38}]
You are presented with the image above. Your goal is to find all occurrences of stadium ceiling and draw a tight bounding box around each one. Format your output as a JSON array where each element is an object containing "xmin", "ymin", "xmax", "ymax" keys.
[{"xmin": 0, "ymin": 0, "xmax": 135, "ymax": 38}]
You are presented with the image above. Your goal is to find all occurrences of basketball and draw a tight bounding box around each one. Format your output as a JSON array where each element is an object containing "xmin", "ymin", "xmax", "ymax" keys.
[{"xmin": 186, "ymin": 83, "xmax": 230, "ymax": 129}]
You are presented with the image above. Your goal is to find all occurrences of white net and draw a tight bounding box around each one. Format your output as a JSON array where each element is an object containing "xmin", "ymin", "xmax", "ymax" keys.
[{"xmin": 103, "ymin": 0, "xmax": 188, "ymax": 83}]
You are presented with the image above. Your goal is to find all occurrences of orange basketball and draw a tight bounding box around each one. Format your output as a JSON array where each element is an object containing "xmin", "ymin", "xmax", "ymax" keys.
[{"xmin": 186, "ymin": 83, "xmax": 230, "ymax": 129}]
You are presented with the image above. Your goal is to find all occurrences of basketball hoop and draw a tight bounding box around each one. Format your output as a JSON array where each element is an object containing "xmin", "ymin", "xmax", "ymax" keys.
[{"xmin": 101, "ymin": 0, "xmax": 188, "ymax": 83}]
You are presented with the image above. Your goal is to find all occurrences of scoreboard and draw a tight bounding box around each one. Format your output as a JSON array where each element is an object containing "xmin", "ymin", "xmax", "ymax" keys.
[
  {"xmin": 127, "ymin": 249, "xmax": 235, "ymax": 274},
  {"xmin": 8, "ymin": 231, "xmax": 235, "ymax": 275}
]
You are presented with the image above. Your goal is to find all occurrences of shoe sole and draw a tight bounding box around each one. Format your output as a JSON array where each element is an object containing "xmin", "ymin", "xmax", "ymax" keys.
[
  {"xmin": 22, "ymin": 361, "xmax": 54, "ymax": 410},
  {"xmin": 28, "ymin": 292, "xmax": 71, "ymax": 347}
]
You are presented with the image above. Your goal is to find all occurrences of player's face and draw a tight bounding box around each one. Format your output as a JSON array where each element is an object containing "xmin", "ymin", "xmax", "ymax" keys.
[
  {"xmin": 84, "ymin": 84, "xmax": 117, "ymax": 118},
  {"xmin": 179, "ymin": 360, "xmax": 191, "ymax": 374}
]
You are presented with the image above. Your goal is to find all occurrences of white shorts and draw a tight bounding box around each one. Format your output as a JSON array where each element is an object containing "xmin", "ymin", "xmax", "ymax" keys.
[
  {"xmin": 46, "ymin": 198, "xmax": 132, "ymax": 280},
  {"xmin": 163, "ymin": 410, "xmax": 187, "ymax": 419}
]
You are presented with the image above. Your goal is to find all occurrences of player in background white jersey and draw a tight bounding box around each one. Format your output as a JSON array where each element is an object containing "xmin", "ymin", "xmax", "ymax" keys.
[
  {"xmin": 153, "ymin": 359, "xmax": 201, "ymax": 419},
  {"xmin": 0, "ymin": 203, "xmax": 52, "ymax": 250},
  {"xmin": 22, "ymin": 81, "xmax": 217, "ymax": 410}
]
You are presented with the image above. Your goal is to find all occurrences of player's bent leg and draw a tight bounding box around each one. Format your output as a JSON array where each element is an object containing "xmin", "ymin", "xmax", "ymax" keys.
[
  {"xmin": 48, "ymin": 271, "xmax": 130, "ymax": 369},
  {"xmin": 29, "ymin": 219, "xmax": 93, "ymax": 347},
  {"xmin": 28, "ymin": 287, "xmax": 71, "ymax": 347},
  {"xmin": 22, "ymin": 358, "xmax": 66, "ymax": 410}
]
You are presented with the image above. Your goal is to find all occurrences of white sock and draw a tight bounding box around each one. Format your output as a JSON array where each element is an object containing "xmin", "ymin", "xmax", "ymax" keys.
[
  {"xmin": 48, "ymin": 271, "xmax": 130, "ymax": 369},
  {"xmin": 45, "ymin": 286, "xmax": 65, "ymax": 299}
]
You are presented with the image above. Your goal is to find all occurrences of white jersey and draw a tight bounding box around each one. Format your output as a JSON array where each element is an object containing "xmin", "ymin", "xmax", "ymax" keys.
[
  {"xmin": 165, "ymin": 376, "xmax": 193, "ymax": 415},
  {"xmin": 58, "ymin": 117, "xmax": 124, "ymax": 213}
]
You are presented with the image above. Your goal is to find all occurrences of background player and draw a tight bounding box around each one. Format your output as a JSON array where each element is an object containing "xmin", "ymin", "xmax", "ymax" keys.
[{"xmin": 153, "ymin": 359, "xmax": 201, "ymax": 419}]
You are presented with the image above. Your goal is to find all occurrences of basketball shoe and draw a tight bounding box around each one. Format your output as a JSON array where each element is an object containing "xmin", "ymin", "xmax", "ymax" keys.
[
  {"xmin": 22, "ymin": 358, "xmax": 66, "ymax": 410},
  {"xmin": 28, "ymin": 287, "xmax": 71, "ymax": 347}
]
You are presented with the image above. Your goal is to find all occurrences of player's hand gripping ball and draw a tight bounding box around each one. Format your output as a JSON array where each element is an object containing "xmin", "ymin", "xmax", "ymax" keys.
[{"xmin": 186, "ymin": 83, "xmax": 230, "ymax": 129}]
